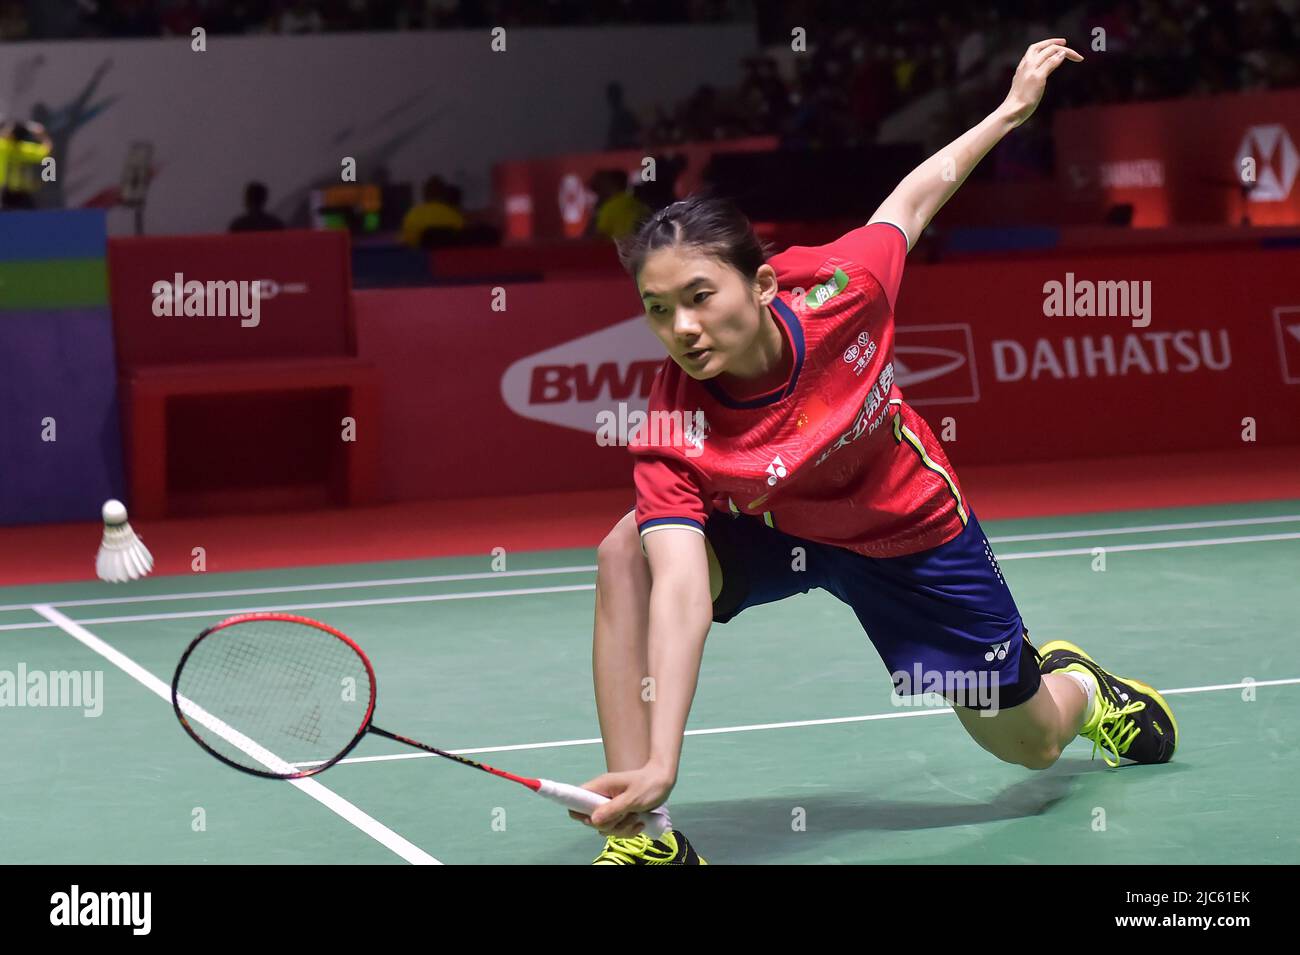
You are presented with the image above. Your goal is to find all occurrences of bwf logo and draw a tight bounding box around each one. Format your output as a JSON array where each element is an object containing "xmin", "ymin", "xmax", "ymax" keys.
[
  {"xmin": 151, "ymin": 272, "xmax": 261, "ymax": 327},
  {"xmin": 49, "ymin": 885, "xmax": 151, "ymax": 935}
]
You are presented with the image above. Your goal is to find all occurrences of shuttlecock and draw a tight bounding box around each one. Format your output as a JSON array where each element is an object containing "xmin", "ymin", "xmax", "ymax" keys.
[{"xmin": 96, "ymin": 499, "xmax": 154, "ymax": 583}]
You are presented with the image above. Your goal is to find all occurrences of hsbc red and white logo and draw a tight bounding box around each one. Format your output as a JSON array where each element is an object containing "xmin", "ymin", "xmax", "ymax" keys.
[
  {"xmin": 558, "ymin": 173, "xmax": 592, "ymax": 227},
  {"xmin": 1237, "ymin": 124, "xmax": 1299, "ymax": 202},
  {"xmin": 893, "ymin": 323, "xmax": 980, "ymax": 405},
  {"xmin": 1274, "ymin": 306, "xmax": 1300, "ymax": 384}
]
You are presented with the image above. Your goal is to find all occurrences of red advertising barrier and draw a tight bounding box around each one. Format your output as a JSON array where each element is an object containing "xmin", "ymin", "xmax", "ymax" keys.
[
  {"xmin": 492, "ymin": 135, "xmax": 778, "ymax": 242},
  {"xmin": 107, "ymin": 229, "xmax": 377, "ymax": 518},
  {"xmin": 355, "ymin": 246, "xmax": 1300, "ymax": 502},
  {"xmin": 1053, "ymin": 88, "xmax": 1300, "ymax": 227},
  {"xmin": 897, "ymin": 247, "xmax": 1300, "ymax": 461},
  {"xmin": 107, "ymin": 229, "xmax": 355, "ymax": 369},
  {"xmin": 355, "ymin": 279, "xmax": 647, "ymax": 501}
]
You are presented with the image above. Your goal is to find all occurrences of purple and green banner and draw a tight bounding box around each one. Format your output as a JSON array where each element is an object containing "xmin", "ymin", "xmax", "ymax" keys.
[{"xmin": 0, "ymin": 210, "xmax": 123, "ymax": 526}]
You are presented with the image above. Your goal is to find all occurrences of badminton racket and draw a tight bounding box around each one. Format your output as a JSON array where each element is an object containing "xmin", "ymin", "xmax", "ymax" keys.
[{"xmin": 170, "ymin": 611, "xmax": 669, "ymax": 837}]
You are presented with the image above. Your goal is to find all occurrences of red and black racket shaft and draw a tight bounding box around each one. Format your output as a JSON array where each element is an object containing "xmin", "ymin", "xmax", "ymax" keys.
[{"xmin": 366, "ymin": 725, "xmax": 543, "ymax": 792}]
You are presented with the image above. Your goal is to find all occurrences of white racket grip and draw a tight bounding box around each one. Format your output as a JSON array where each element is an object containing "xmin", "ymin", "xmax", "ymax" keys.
[{"xmin": 537, "ymin": 778, "xmax": 671, "ymax": 838}]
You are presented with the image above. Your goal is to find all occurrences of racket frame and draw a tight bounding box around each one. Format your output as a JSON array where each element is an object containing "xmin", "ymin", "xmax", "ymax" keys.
[{"xmin": 171, "ymin": 611, "xmax": 378, "ymax": 780}]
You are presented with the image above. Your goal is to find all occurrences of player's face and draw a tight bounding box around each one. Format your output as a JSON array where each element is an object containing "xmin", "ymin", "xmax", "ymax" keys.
[{"xmin": 638, "ymin": 245, "xmax": 767, "ymax": 380}]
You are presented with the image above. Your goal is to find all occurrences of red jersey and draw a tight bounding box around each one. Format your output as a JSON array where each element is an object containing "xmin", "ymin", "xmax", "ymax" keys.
[{"xmin": 631, "ymin": 220, "xmax": 969, "ymax": 558}]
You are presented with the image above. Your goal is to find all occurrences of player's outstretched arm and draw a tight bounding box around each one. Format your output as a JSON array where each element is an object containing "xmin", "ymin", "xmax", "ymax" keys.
[
  {"xmin": 869, "ymin": 38, "xmax": 1083, "ymax": 248},
  {"xmin": 641, "ymin": 527, "xmax": 713, "ymax": 774},
  {"xmin": 580, "ymin": 526, "xmax": 712, "ymax": 835}
]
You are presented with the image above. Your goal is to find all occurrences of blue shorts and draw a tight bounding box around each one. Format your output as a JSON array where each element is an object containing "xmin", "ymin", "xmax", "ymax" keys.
[{"xmin": 704, "ymin": 509, "xmax": 1042, "ymax": 711}]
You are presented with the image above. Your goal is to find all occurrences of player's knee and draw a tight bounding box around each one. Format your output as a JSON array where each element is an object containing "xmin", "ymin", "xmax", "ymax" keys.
[
  {"xmin": 974, "ymin": 721, "xmax": 1062, "ymax": 770},
  {"xmin": 596, "ymin": 514, "xmax": 645, "ymax": 578},
  {"xmin": 1008, "ymin": 740, "xmax": 1061, "ymax": 771}
]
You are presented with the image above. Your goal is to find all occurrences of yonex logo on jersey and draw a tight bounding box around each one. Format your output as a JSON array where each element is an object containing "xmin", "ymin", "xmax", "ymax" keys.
[
  {"xmin": 984, "ymin": 641, "xmax": 1011, "ymax": 663},
  {"xmin": 805, "ymin": 268, "xmax": 850, "ymax": 310},
  {"xmin": 765, "ymin": 455, "xmax": 788, "ymax": 486}
]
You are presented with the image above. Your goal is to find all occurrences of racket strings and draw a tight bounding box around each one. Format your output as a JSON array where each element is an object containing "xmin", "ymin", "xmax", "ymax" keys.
[{"xmin": 175, "ymin": 618, "xmax": 374, "ymax": 773}]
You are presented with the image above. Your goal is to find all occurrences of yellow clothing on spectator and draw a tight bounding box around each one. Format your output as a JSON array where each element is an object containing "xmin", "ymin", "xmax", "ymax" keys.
[
  {"xmin": 401, "ymin": 201, "xmax": 465, "ymax": 247},
  {"xmin": 0, "ymin": 137, "xmax": 51, "ymax": 194},
  {"xmin": 595, "ymin": 192, "xmax": 650, "ymax": 239}
]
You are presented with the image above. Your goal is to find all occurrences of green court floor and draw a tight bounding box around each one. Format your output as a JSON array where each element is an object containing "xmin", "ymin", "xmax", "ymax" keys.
[{"xmin": 2, "ymin": 500, "xmax": 1298, "ymax": 864}]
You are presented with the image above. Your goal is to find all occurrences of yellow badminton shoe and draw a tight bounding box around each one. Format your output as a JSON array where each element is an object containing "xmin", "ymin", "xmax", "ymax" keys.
[
  {"xmin": 591, "ymin": 829, "xmax": 708, "ymax": 865},
  {"xmin": 1039, "ymin": 640, "xmax": 1177, "ymax": 766}
]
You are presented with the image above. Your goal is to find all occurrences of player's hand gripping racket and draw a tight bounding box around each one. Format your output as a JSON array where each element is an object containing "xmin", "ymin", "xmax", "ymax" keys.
[{"xmin": 170, "ymin": 612, "xmax": 669, "ymax": 837}]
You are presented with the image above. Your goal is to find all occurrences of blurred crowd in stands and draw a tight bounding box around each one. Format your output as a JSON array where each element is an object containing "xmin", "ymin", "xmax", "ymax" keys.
[
  {"xmin": 619, "ymin": 1, "xmax": 1299, "ymax": 154},
  {"xmin": 0, "ymin": 0, "xmax": 742, "ymax": 37},
  {"xmin": 4, "ymin": 0, "xmax": 1297, "ymax": 235},
  {"xmin": 6, "ymin": 2, "xmax": 1296, "ymax": 160}
]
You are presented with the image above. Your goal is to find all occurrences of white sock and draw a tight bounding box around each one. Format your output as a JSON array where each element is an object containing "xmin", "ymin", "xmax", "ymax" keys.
[
  {"xmin": 656, "ymin": 803, "xmax": 673, "ymax": 835},
  {"xmin": 1062, "ymin": 670, "xmax": 1098, "ymax": 723}
]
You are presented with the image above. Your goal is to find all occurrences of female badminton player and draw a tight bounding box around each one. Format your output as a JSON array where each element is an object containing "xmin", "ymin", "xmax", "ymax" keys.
[{"xmin": 572, "ymin": 39, "xmax": 1179, "ymax": 865}]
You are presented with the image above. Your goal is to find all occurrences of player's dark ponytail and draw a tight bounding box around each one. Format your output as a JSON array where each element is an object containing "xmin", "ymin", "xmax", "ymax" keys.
[{"xmin": 614, "ymin": 191, "xmax": 773, "ymax": 283}]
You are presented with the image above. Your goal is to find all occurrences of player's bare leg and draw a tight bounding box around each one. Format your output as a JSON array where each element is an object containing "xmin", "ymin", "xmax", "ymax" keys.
[
  {"xmin": 951, "ymin": 671, "xmax": 1090, "ymax": 769},
  {"xmin": 592, "ymin": 511, "xmax": 722, "ymax": 773}
]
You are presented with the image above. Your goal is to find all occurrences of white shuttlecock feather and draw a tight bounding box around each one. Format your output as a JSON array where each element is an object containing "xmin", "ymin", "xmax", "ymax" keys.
[{"xmin": 96, "ymin": 499, "xmax": 154, "ymax": 583}]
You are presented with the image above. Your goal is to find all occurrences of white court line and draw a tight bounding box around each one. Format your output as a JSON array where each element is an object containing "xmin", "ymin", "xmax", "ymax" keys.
[
  {"xmin": 0, "ymin": 565, "xmax": 598, "ymax": 613},
  {"xmin": 3, "ymin": 514, "xmax": 1297, "ymax": 614},
  {"xmin": 995, "ymin": 531, "xmax": 1300, "ymax": 560},
  {"xmin": 4, "ymin": 529, "xmax": 1299, "ymax": 633},
  {"xmin": 986, "ymin": 513, "xmax": 1300, "ymax": 543},
  {"xmin": 0, "ymin": 584, "xmax": 598, "ymax": 630},
  {"xmin": 306, "ymin": 676, "xmax": 1300, "ymax": 769},
  {"xmin": 32, "ymin": 604, "xmax": 440, "ymax": 866}
]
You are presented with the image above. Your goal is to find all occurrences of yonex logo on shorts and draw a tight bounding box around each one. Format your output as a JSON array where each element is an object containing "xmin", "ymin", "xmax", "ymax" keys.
[{"xmin": 984, "ymin": 641, "xmax": 1011, "ymax": 662}]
